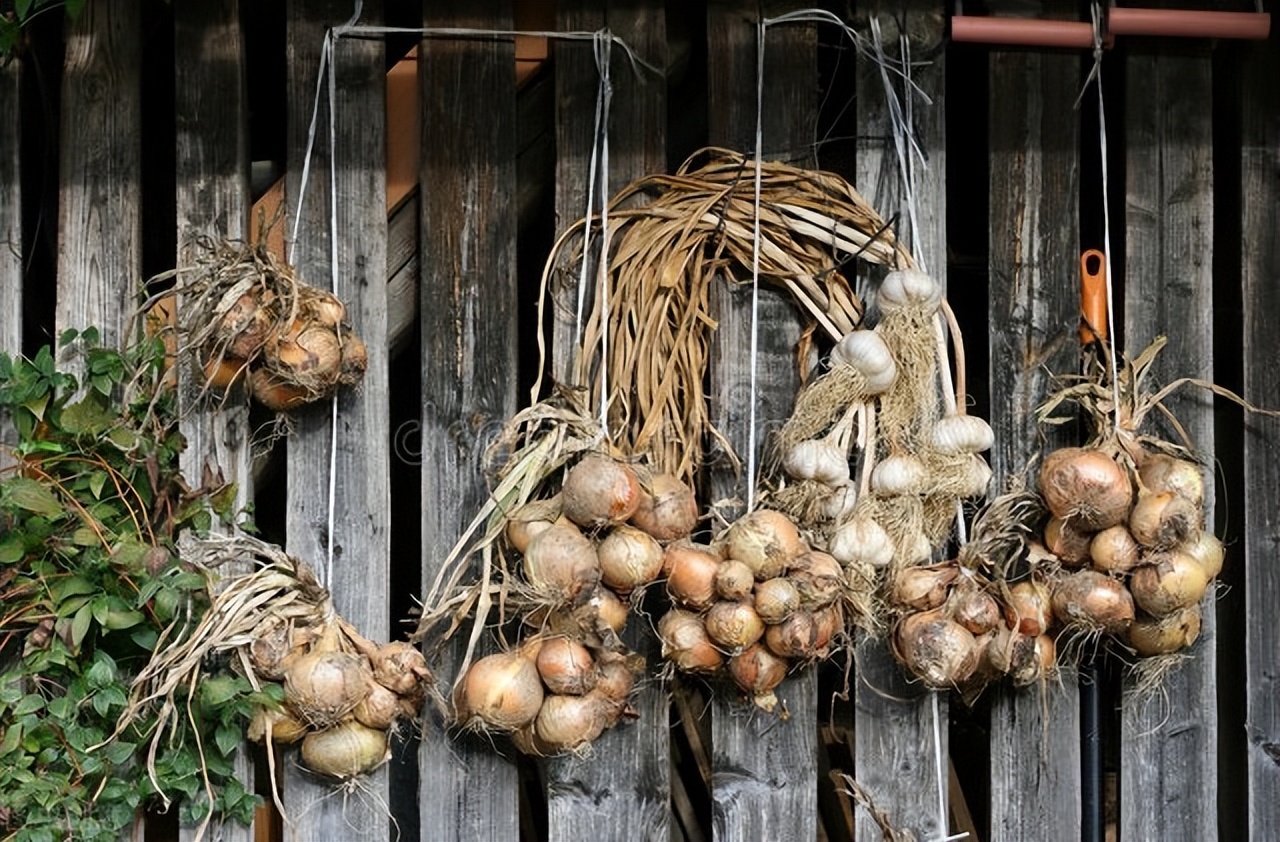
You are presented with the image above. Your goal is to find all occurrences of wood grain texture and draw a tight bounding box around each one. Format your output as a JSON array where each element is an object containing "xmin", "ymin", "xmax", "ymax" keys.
[
  {"xmin": 1241, "ymin": 36, "xmax": 1280, "ymax": 842},
  {"xmin": 55, "ymin": 0, "xmax": 141, "ymax": 355},
  {"xmin": 986, "ymin": 45, "xmax": 1082, "ymax": 842},
  {"xmin": 284, "ymin": 2, "xmax": 390, "ymax": 838},
  {"xmin": 416, "ymin": 3, "xmax": 521, "ymax": 840},
  {"xmin": 1120, "ymin": 45, "xmax": 1216, "ymax": 842},
  {"xmin": 173, "ymin": 3, "xmax": 253, "ymax": 840},
  {"xmin": 545, "ymin": 3, "xmax": 669, "ymax": 839},
  {"xmin": 0, "ymin": 55, "xmax": 19, "ymax": 461},
  {"xmin": 705, "ymin": 4, "xmax": 817, "ymax": 840},
  {"xmin": 852, "ymin": 7, "xmax": 950, "ymax": 840}
]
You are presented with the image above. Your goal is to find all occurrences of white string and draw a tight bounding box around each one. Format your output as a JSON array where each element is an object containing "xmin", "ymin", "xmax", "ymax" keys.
[
  {"xmin": 744, "ymin": 18, "xmax": 767, "ymax": 513},
  {"xmin": 869, "ymin": 18, "xmax": 925, "ymax": 272},
  {"xmin": 593, "ymin": 32, "xmax": 614, "ymax": 433}
]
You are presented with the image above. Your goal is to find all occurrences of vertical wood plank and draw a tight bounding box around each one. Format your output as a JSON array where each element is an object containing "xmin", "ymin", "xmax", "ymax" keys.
[
  {"xmin": 1241, "ymin": 34, "xmax": 1280, "ymax": 842},
  {"xmin": 986, "ymin": 41, "xmax": 1082, "ymax": 842},
  {"xmin": 705, "ymin": 4, "xmax": 817, "ymax": 840},
  {"xmin": 417, "ymin": 2, "xmax": 521, "ymax": 840},
  {"xmin": 852, "ymin": 7, "xmax": 949, "ymax": 840},
  {"xmin": 1120, "ymin": 44, "xmax": 1216, "ymax": 842},
  {"xmin": 56, "ymin": 0, "xmax": 141, "ymax": 355},
  {"xmin": 284, "ymin": 1, "xmax": 390, "ymax": 838},
  {"xmin": 173, "ymin": 3, "xmax": 254, "ymax": 840},
  {"xmin": 0, "ymin": 53, "xmax": 19, "ymax": 452},
  {"xmin": 546, "ymin": 2, "xmax": 670, "ymax": 838}
]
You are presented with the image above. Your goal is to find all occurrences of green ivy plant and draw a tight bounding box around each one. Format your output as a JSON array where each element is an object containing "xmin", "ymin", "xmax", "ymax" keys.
[
  {"xmin": 0, "ymin": 329, "xmax": 271, "ymax": 842},
  {"xmin": 1, "ymin": 0, "xmax": 86, "ymax": 57}
]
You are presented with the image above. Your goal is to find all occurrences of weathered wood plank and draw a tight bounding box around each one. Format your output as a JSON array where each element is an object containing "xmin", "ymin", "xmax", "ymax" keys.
[
  {"xmin": 56, "ymin": 0, "xmax": 141, "ymax": 356},
  {"xmin": 545, "ymin": 2, "xmax": 669, "ymax": 839},
  {"xmin": 705, "ymin": 4, "xmax": 817, "ymax": 840},
  {"xmin": 284, "ymin": 1, "xmax": 390, "ymax": 838},
  {"xmin": 173, "ymin": 3, "xmax": 254, "ymax": 840},
  {"xmin": 417, "ymin": 3, "xmax": 521, "ymax": 840},
  {"xmin": 1120, "ymin": 44, "xmax": 1216, "ymax": 842},
  {"xmin": 986, "ymin": 41, "xmax": 1082, "ymax": 842},
  {"xmin": 1239, "ymin": 34, "xmax": 1279, "ymax": 842},
  {"xmin": 0, "ymin": 52, "xmax": 19, "ymax": 455},
  {"xmin": 852, "ymin": 7, "xmax": 949, "ymax": 840}
]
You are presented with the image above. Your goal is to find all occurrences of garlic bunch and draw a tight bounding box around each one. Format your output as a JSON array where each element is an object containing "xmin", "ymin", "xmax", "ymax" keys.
[
  {"xmin": 830, "ymin": 329, "xmax": 898, "ymax": 394},
  {"xmin": 878, "ymin": 268, "xmax": 942, "ymax": 314},
  {"xmin": 783, "ymin": 439, "xmax": 850, "ymax": 486},
  {"xmin": 931, "ymin": 413, "xmax": 995, "ymax": 455}
]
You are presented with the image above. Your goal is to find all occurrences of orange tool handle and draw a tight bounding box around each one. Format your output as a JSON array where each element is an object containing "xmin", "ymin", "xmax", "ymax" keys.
[{"xmin": 1080, "ymin": 249, "xmax": 1107, "ymax": 345}]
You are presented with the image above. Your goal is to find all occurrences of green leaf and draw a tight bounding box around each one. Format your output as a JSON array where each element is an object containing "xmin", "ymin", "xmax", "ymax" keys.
[
  {"xmin": 21, "ymin": 392, "xmax": 49, "ymax": 422},
  {"xmin": 71, "ymin": 526, "xmax": 101, "ymax": 546},
  {"xmin": 46, "ymin": 696, "xmax": 73, "ymax": 719},
  {"xmin": 5, "ymin": 477, "xmax": 63, "ymax": 518},
  {"xmin": 103, "ymin": 606, "xmax": 144, "ymax": 631},
  {"xmin": 71, "ymin": 603, "xmax": 93, "ymax": 648},
  {"xmin": 200, "ymin": 675, "xmax": 243, "ymax": 708},
  {"xmin": 130, "ymin": 627, "xmax": 158, "ymax": 650},
  {"xmin": 87, "ymin": 471, "xmax": 108, "ymax": 499},
  {"xmin": 13, "ymin": 694, "xmax": 45, "ymax": 716},
  {"xmin": 0, "ymin": 533, "xmax": 24, "ymax": 563},
  {"xmin": 51, "ymin": 574, "xmax": 98, "ymax": 603},
  {"xmin": 80, "ymin": 325, "xmax": 99, "ymax": 346},
  {"xmin": 60, "ymin": 395, "xmax": 114, "ymax": 435},
  {"xmin": 58, "ymin": 328, "xmax": 79, "ymax": 347},
  {"xmin": 85, "ymin": 651, "xmax": 116, "ymax": 689},
  {"xmin": 214, "ymin": 722, "xmax": 241, "ymax": 758}
]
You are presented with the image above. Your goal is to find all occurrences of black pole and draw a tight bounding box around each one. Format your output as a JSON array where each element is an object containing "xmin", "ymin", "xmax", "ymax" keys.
[{"xmin": 1080, "ymin": 654, "xmax": 1104, "ymax": 842}]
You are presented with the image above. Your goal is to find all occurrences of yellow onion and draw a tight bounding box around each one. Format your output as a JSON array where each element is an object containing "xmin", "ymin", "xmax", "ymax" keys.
[
  {"xmin": 300, "ymin": 719, "xmax": 389, "ymax": 779},
  {"xmin": 870, "ymin": 454, "xmax": 928, "ymax": 496},
  {"xmin": 729, "ymin": 644, "xmax": 789, "ymax": 697},
  {"xmin": 597, "ymin": 525, "xmax": 665, "ymax": 593},
  {"xmin": 274, "ymin": 321, "xmax": 343, "ymax": 384},
  {"xmin": 1129, "ymin": 490, "xmax": 1200, "ymax": 550},
  {"xmin": 303, "ymin": 288, "xmax": 347, "ymax": 327},
  {"xmin": 337, "ymin": 330, "xmax": 367, "ymax": 387},
  {"xmin": 535, "ymin": 637, "xmax": 598, "ymax": 696},
  {"xmin": 250, "ymin": 368, "xmax": 310, "ymax": 411},
  {"xmin": 523, "ymin": 521, "xmax": 600, "ymax": 604},
  {"xmin": 247, "ymin": 705, "xmax": 308, "ymax": 744},
  {"xmin": 561, "ymin": 454, "xmax": 642, "ymax": 528},
  {"xmin": 1004, "ymin": 580, "xmax": 1053, "ymax": 636},
  {"xmin": 202, "ymin": 356, "xmax": 247, "ymax": 390},
  {"xmin": 1038, "ymin": 447, "xmax": 1133, "ymax": 530},
  {"xmin": 714, "ymin": 559, "xmax": 756, "ymax": 601},
  {"xmin": 594, "ymin": 655, "xmax": 637, "ymax": 703},
  {"xmin": 723, "ymin": 510, "xmax": 803, "ymax": 580},
  {"xmin": 1044, "ymin": 516, "xmax": 1093, "ymax": 566},
  {"xmin": 283, "ymin": 650, "xmax": 374, "ymax": 730},
  {"xmin": 534, "ymin": 692, "xmax": 614, "ymax": 752},
  {"xmin": 1090, "ymin": 525, "xmax": 1142, "ymax": 574},
  {"xmin": 828, "ymin": 515, "xmax": 894, "ymax": 568},
  {"xmin": 812, "ymin": 604, "xmax": 843, "ymax": 652},
  {"xmin": 249, "ymin": 618, "xmax": 296, "ymax": 681},
  {"xmin": 890, "ymin": 564, "xmax": 957, "ymax": 612},
  {"xmin": 218, "ymin": 292, "xmax": 274, "ymax": 360},
  {"xmin": 1182, "ymin": 530, "xmax": 1225, "ymax": 579},
  {"xmin": 895, "ymin": 610, "xmax": 978, "ymax": 687},
  {"xmin": 1130, "ymin": 552, "xmax": 1209, "ymax": 617},
  {"xmin": 1128, "ymin": 604, "xmax": 1202, "ymax": 656},
  {"xmin": 1008, "ymin": 633, "xmax": 1056, "ymax": 687},
  {"xmin": 658, "ymin": 610, "xmax": 723, "ymax": 673},
  {"xmin": 764, "ymin": 611, "xmax": 820, "ymax": 659},
  {"xmin": 370, "ymin": 641, "xmax": 430, "ymax": 699},
  {"xmin": 509, "ymin": 722, "xmax": 553, "ymax": 757},
  {"xmin": 948, "ymin": 587, "xmax": 1001, "ymax": 635},
  {"xmin": 456, "ymin": 649, "xmax": 544, "ymax": 731},
  {"xmin": 354, "ymin": 681, "xmax": 405, "ymax": 730},
  {"xmin": 931, "ymin": 413, "xmax": 995, "ymax": 455},
  {"xmin": 704, "ymin": 601, "xmax": 766, "ymax": 653},
  {"xmin": 1050, "ymin": 570, "xmax": 1135, "ymax": 635},
  {"xmin": 783, "ymin": 440, "xmax": 850, "ymax": 486},
  {"xmin": 591, "ymin": 588, "xmax": 630, "ymax": 635},
  {"xmin": 665, "ymin": 542, "xmax": 722, "ymax": 610},
  {"xmin": 1138, "ymin": 453, "xmax": 1205, "ymax": 508},
  {"xmin": 754, "ymin": 578, "xmax": 801, "ymax": 624},
  {"xmin": 629, "ymin": 473, "xmax": 699, "ymax": 541},
  {"xmin": 787, "ymin": 551, "xmax": 843, "ymax": 609},
  {"xmin": 505, "ymin": 498, "xmax": 563, "ymax": 554}
]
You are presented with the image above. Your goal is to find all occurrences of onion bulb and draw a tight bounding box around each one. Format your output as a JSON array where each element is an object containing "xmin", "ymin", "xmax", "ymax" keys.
[
  {"xmin": 830, "ymin": 329, "xmax": 898, "ymax": 394},
  {"xmin": 284, "ymin": 650, "xmax": 374, "ymax": 730},
  {"xmin": 369, "ymin": 641, "xmax": 430, "ymax": 699},
  {"xmin": 597, "ymin": 525, "xmax": 665, "ymax": 594},
  {"xmin": 948, "ymin": 588, "xmax": 1001, "ymax": 635},
  {"xmin": 783, "ymin": 439, "xmax": 850, "ymax": 486},
  {"xmin": 729, "ymin": 644, "xmax": 789, "ymax": 697},
  {"xmin": 1089, "ymin": 525, "xmax": 1141, "ymax": 574},
  {"xmin": 1182, "ymin": 530, "xmax": 1225, "ymax": 580},
  {"xmin": 787, "ymin": 551, "xmax": 844, "ymax": 609},
  {"xmin": 561, "ymin": 454, "xmax": 642, "ymax": 528},
  {"xmin": 591, "ymin": 587, "xmax": 629, "ymax": 635},
  {"xmin": 1038, "ymin": 447, "xmax": 1133, "ymax": 530},
  {"xmin": 523, "ymin": 522, "xmax": 600, "ymax": 604},
  {"xmin": 1129, "ymin": 491, "xmax": 1199, "ymax": 550},
  {"xmin": 658, "ymin": 610, "xmax": 723, "ymax": 673},
  {"xmin": 274, "ymin": 322, "xmax": 343, "ymax": 382},
  {"xmin": 1008, "ymin": 634, "xmax": 1056, "ymax": 688},
  {"xmin": 1130, "ymin": 552, "xmax": 1209, "ymax": 616},
  {"xmin": 870, "ymin": 454, "xmax": 928, "ymax": 496},
  {"xmin": 629, "ymin": 473, "xmax": 699, "ymax": 540},
  {"xmin": 723, "ymin": 510, "xmax": 803, "ymax": 580},
  {"xmin": 753, "ymin": 578, "xmax": 801, "ymax": 625},
  {"xmin": 665, "ymin": 542, "xmax": 722, "ymax": 610},
  {"xmin": 1138, "ymin": 453, "xmax": 1205, "ymax": 508},
  {"xmin": 301, "ymin": 719, "xmax": 389, "ymax": 779},
  {"xmin": 931, "ymin": 413, "xmax": 995, "ymax": 455},
  {"xmin": 812, "ymin": 605, "xmax": 843, "ymax": 651},
  {"xmin": 1128, "ymin": 604, "xmax": 1202, "ymax": 656},
  {"xmin": 878, "ymin": 268, "xmax": 942, "ymax": 314},
  {"xmin": 247, "ymin": 705, "xmax": 308, "ymax": 744},
  {"xmin": 534, "ymin": 693, "xmax": 613, "ymax": 752},
  {"xmin": 890, "ymin": 565, "xmax": 957, "ymax": 612},
  {"xmin": 1044, "ymin": 516, "xmax": 1094, "ymax": 566},
  {"xmin": 202, "ymin": 356, "xmax": 246, "ymax": 390},
  {"xmin": 337, "ymin": 330, "xmax": 367, "ymax": 387},
  {"xmin": 1004, "ymin": 580, "xmax": 1053, "ymax": 636},
  {"xmin": 354, "ymin": 682, "xmax": 404, "ymax": 730},
  {"xmin": 1050, "ymin": 570, "xmax": 1135, "ymax": 635},
  {"xmin": 594, "ymin": 655, "xmax": 637, "ymax": 703},
  {"xmin": 456, "ymin": 649, "xmax": 544, "ymax": 731},
  {"xmin": 714, "ymin": 559, "xmax": 756, "ymax": 601},
  {"xmin": 704, "ymin": 601, "xmax": 766, "ymax": 653},
  {"xmin": 764, "ymin": 611, "xmax": 820, "ymax": 659},
  {"xmin": 536, "ymin": 637, "xmax": 598, "ymax": 696},
  {"xmin": 505, "ymin": 498, "xmax": 563, "ymax": 554},
  {"xmin": 828, "ymin": 516, "xmax": 894, "ymax": 568},
  {"xmin": 895, "ymin": 610, "xmax": 979, "ymax": 687},
  {"xmin": 250, "ymin": 369, "xmax": 310, "ymax": 412},
  {"xmin": 218, "ymin": 292, "xmax": 273, "ymax": 360}
]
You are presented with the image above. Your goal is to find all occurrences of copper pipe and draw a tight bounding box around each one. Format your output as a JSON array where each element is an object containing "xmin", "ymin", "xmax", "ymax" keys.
[
  {"xmin": 951, "ymin": 15, "xmax": 1096, "ymax": 48},
  {"xmin": 1108, "ymin": 8, "xmax": 1270, "ymax": 40}
]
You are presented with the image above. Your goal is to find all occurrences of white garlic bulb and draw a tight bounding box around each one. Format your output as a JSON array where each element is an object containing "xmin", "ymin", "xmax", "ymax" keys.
[
  {"xmin": 830, "ymin": 329, "xmax": 898, "ymax": 394},
  {"xmin": 931, "ymin": 413, "xmax": 995, "ymax": 454},
  {"xmin": 956, "ymin": 454, "xmax": 993, "ymax": 499},
  {"xmin": 783, "ymin": 440, "xmax": 850, "ymax": 486},
  {"xmin": 901, "ymin": 529, "xmax": 934, "ymax": 565},
  {"xmin": 828, "ymin": 516, "xmax": 895, "ymax": 568},
  {"xmin": 870, "ymin": 454, "xmax": 927, "ymax": 496},
  {"xmin": 878, "ymin": 268, "xmax": 942, "ymax": 314}
]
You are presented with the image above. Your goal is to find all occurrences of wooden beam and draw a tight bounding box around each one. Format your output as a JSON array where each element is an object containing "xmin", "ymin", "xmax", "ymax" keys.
[
  {"xmin": 704, "ymin": 3, "xmax": 817, "ymax": 839},
  {"xmin": 0, "ymin": 47, "xmax": 19, "ymax": 463},
  {"xmin": 283, "ymin": 2, "xmax": 390, "ymax": 839},
  {"xmin": 986, "ymin": 33, "xmax": 1082, "ymax": 842},
  {"xmin": 1120, "ymin": 43, "xmax": 1217, "ymax": 842},
  {"xmin": 417, "ymin": 2, "xmax": 522, "ymax": 839}
]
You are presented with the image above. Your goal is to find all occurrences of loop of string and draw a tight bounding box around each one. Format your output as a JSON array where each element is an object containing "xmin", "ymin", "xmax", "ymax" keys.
[{"xmin": 588, "ymin": 31, "xmax": 614, "ymax": 434}]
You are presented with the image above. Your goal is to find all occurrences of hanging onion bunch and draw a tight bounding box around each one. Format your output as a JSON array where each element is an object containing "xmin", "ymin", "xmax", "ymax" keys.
[{"xmin": 148, "ymin": 238, "xmax": 367, "ymax": 412}]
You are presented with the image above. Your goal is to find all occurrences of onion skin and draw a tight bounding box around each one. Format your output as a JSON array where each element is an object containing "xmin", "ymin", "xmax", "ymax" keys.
[
  {"xmin": 248, "ymin": 706, "xmax": 309, "ymax": 744},
  {"xmin": 1138, "ymin": 453, "xmax": 1205, "ymax": 508},
  {"xmin": 891, "ymin": 565, "xmax": 957, "ymax": 612},
  {"xmin": 704, "ymin": 601, "xmax": 766, "ymax": 653},
  {"xmin": 764, "ymin": 611, "xmax": 821, "ymax": 659},
  {"xmin": 1129, "ymin": 491, "xmax": 1200, "ymax": 550},
  {"xmin": 1004, "ymin": 580, "xmax": 1053, "ymax": 637},
  {"xmin": 1183, "ymin": 530, "xmax": 1225, "ymax": 580},
  {"xmin": 787, "ymin": 551, "xmax": 844, "ymax": 610},
  {"xmin": 658, "ymin": 610, "xmax": 724, "ymax": 673},
  {"xmin": 301, "ymin": 720, "xmax": 389, "ymax": 779},
  {"xmin": 753, "ymin": 577, "xmax": 801, "ymax": 625},
  {"xmin": 534, "ymin": 692, "xmax": 613, "ymax": 752},
  {"xmin": 1130, "ymin": 552, "xmax": 1209, "ymax": 617},
  {"xmin": 592, "ymin": 588, "xmax": 630, "ymax": 635},
  {"xmin": 714, "ymin": 559, "xmax": 756, "ymax": 601},
  {"xmin": 284, "ymin": 650, "xmax": 374, "ymax": 730},
  {"xmin": 1128, "ymin": 604, "xmax": 1202, "ymax": 656},
  {"xmin": 1044, "ymin": 516, "xmax": 1094, "ymax": 566},
  {"xmin": 594, "ymin": 656, "xmax": 637, "ymax": 703},
  {"xmin": 561, "ymin": 455, "xmax": 642, "ymax": 528},
  {"xmin": 729, "ymin": 644, "xmax": 789, "ymax": 697},
  {"xmin": 1090, "ymin": 525, "xmax": 1142, "ymax": 574},
  {"xmin": 597, "ymin": 525, "xmax": 665, "ymax": 594},
  {"xmin": 523, "ymin": 522, "xmax": 601, "ymax": 604},
  {"xmin": 665, "ymin": 543, "xmax": 722, "ymax": 611},
  {"xmin": 250, "ymin": 369, "xmax": 310, "ymax": 411},
  {"xmin": 948, "ymin": 588, "xmax": 1001, "ymax": 635},
  {"xmin": 535, "ymin": 637, "xmax": 598, "ymax": 696},
  {"xmin": 371, "ymin": 641, "xmax": 431, "ymax": 699},
  {"xmin": 629, "ymin": 473, "xmax": 699, "ymax": 541},
  {"xmin": 457, "ymin": 650, "xmax": 545, "ymax": 731},
  {"xmin": 895, "ymin": 610, "xmax": 979, "ymax": 688},
  {"xmin": 1038, "ymin": 447, "xmax": 1133, "ymax": 530},
  {"xmin": 354, "ymin": 682, "xmax": 405, "ymax": 730},
  {"xmin": 505, "ymin": 498, "xmax": 563, "ymax": 554},
  {"xmin": 723, "ymin": 510, "xmax": 803, "ymax": 581},
  {"xmin": 1008, "ymin": 634, "xmax": 1056, "ymax": 688},
  {"xmin": 1050, "ymin": 570, "xmax": 1135, "ymax": 635}
]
